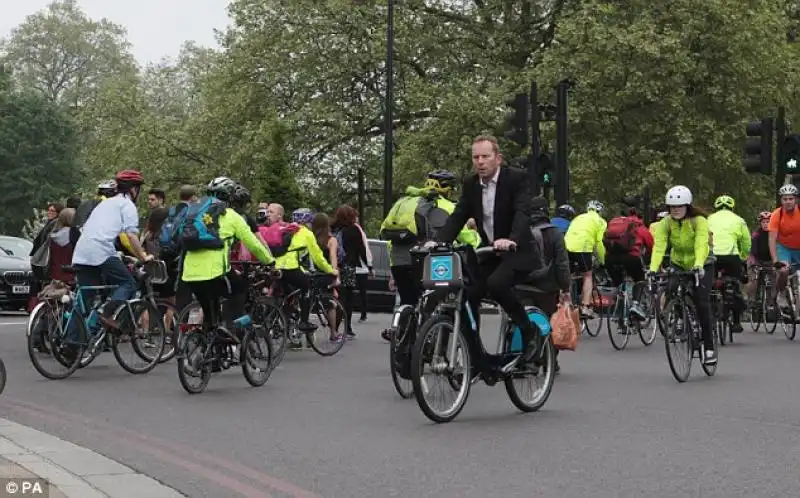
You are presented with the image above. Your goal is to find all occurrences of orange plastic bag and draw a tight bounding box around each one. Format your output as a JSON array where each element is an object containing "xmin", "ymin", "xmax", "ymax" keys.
[{"xmin": 551, "ymin": 303, "xmax": 580, "ymax": 351}]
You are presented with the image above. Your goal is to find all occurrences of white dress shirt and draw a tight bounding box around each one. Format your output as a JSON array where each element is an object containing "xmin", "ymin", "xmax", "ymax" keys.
[{"xmin": 480, "ymin": 168, "xmax": 500, "ymax": 243}]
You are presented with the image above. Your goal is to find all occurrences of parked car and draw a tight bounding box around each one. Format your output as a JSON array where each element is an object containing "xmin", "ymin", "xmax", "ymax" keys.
[
  {"xmin": 352, "ymin": 239, "xmax": 395, "ymax": 313},
  {"xmin": 0, "ymin": 236, "xmax": 33, "ymax": 311}
]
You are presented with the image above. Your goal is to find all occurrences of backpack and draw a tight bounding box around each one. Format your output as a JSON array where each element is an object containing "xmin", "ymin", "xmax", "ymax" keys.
[
  {"xmin": 334, "ymin": 230, "xmax": 346, "ymax": 264},
  {"xmin": 380, "ymin": 196, "xmax": 421, "ymax": 243},
  {"xmin": 70, "ymin": 198, "xmax": 102, "ymax": 245},
  {"xmin": 177, "ymin": 196, "xmax": 228, "ymax": 251},
  {"xmin": 260, "ymin": 222, "xmax": 301, "ymax": 258},
  {"xmin": 528, "ymin": 222, "xmax": 555, "ymax": 281},
  {"xmin": 159, "ymin": 203, "xmax": 189, "ymax": 258},
  {"xmin": 603, "ymin": 216, "xmax": 641, "ymax": 255}
]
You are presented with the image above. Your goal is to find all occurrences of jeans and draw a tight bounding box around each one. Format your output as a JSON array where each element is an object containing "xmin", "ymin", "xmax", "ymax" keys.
[{"xmin": 67, "ymin": 257, "xmax": 137, "ymax": 342}]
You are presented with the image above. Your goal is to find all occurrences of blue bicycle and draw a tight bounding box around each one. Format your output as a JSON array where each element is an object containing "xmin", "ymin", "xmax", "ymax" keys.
[
  {"xmin": 27, "ymin": 259, "xmax": 167, "ymax": 380},
  {"xmin": 409, "ymin": 243, "xmax": 556, "ymax": 423}
]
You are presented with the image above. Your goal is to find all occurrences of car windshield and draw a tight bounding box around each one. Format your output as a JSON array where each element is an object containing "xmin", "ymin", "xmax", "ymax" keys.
[{"xmin": 0, "ymin": 238, "xmax": 32, "ymax": 257}]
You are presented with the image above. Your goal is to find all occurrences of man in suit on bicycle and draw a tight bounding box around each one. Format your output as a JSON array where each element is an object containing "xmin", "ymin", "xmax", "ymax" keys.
[{"xmin": 435, "ymin": 135, "xmax": 538, "ymax": 362}]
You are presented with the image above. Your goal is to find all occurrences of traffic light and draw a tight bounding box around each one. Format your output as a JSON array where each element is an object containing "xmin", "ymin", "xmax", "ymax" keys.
[
  {"xmin": 503, "ymin": 93, "xmax": 530, "ymax": 148},
  {"xmin": 537, "ymin": 153, "xmax": 554, "ymax": 187},
  {"xmin": 783, "ymin": 134, "xmax": 800, "ymax": 175},
  {"xmin": 742, "ymin": 118, "xmax": 773, "ymax": 174}
]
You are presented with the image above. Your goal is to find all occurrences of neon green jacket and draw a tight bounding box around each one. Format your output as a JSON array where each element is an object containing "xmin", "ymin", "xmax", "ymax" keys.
[
  {"xmin": 275, "ymin": 225, "xmax": 334, "ymax": 273},
  {"xmin": 564, "ymin": 211, "xmax": 607, "ymax": 264},
  {"xmin": 182, "ymin": 209, "xmax": 274, "ymax": 282},
  {"xmin": 649, "ymin": 216, "xmax": 710, "ymax": 272},
  {"xmin": 707, "ymin": 210, "xmax": 750, "ymax": 260}
]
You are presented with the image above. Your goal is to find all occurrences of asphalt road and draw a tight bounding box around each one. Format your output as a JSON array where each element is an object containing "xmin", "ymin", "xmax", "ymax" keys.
[{"xmin": 0, "ymin": 312, "xmax": 798, "ymax": 498}]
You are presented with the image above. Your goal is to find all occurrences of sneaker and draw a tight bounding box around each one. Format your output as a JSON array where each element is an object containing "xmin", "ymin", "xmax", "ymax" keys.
[
  {"xmin": 359, "ymin": 315, "xmax": 367, "ymax": 323},
  {"xmin": 730, "ymin": 323, "xmax": 744, "ymax": 334},
  {"xmin": 581, "ymin": 306, "xmax": 597, "ymax": 319},
  {"xmin": 630, "ymin": 303, "xmax": 647, "ymax": 320},
  {"xmin": 381, "ymin": 329, "xmax": 391, "ymax": 342},
  {"xmin": 346, "ymin": 330, "xmax": 356, "ymax": 339},
  {"xmin": 703, "ymin": 349, "xmax": 718, "ymax": 365}
]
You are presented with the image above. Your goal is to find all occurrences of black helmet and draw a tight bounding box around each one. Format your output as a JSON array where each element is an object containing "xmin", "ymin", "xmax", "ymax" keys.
[
  {"xmin": 206, "ymin": 176, "xmax": 237, "ymax": 201},
  {"xmin": 231, "ymin": 184, "xmax": 251, "ymax": 208},
  {"xmin": 556, "ymin": 204, "xmax": 576, "ymax": 220},
  {"xmin": 425, "ymin": 170, "xmax": 457, "ymax": 193}
]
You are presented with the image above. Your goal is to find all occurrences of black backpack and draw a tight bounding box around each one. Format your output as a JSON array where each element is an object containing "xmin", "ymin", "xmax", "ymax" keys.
[{"xmin": 528, "ymin": 222, "xmax": 555, "ymax": 281}]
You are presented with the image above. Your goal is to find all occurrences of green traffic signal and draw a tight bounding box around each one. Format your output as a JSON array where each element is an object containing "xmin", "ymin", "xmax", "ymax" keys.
[{"xmin": 784, "ymin": 134, "xmax": 800, "ymax": 174}]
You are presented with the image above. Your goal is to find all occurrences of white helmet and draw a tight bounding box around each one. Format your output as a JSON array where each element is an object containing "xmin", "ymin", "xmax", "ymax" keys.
[
  {"xmin": 586, "ymin": 200, "xmax": 604, "ymax": 213},
  {"xmin": 665, "ymin": 185, "xmax": 693, "ymax": 206},
  {"xmin": 778, "ymin": 184, "xmax": 799, "ymax": 197}
]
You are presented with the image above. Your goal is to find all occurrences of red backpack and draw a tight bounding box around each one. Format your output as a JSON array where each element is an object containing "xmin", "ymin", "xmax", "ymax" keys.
[
  {"xmin": 259, "ymin": 222, "xmax": 301, "ymax": 257},
  {"xmin": 603, "ymin": 216, "xmax": 642, "ymax": 255}
]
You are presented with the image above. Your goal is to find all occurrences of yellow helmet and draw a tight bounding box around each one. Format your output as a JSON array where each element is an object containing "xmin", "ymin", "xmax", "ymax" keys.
[{"xmin": 714, "ymin": 195, "xmax": 735, "ymax": 210}]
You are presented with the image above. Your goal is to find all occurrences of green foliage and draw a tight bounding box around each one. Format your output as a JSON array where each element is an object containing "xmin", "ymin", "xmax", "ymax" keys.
[
  {"xmin": 0, "ymin": 84, "xmax": 81, "ymax": 235},
  {"xmin": 2, "ymin": 0, "xmax": 798, "ymax": 232},
  {"xmin": 536, "ymin": 0, "xmax": 795, "ymax": 219}
]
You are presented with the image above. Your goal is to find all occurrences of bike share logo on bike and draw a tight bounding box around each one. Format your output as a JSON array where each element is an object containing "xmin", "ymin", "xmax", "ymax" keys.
[{"xmin": 429, "ymin": 255, "xmax": 453, "ymax": 282}]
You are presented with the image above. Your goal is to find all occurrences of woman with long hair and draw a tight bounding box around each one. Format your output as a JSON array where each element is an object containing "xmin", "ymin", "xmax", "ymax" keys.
[
  {"xmin": 331, "ymin": 205, "xmax": 367, "ymax": 338},
  {"xmin": 312, "ymin": 213, "xmax": 343, "ymax": 340}
]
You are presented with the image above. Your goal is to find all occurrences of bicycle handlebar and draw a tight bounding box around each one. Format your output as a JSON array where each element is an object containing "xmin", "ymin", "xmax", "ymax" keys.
[{"xmin": 409, "ymin": 242, "xmax": 517, "ymax": 256}]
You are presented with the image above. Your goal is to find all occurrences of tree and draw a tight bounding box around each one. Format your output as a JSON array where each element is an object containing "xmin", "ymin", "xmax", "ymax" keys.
[
  {"xmin": 0, "ymin": 83, "xmax": 82, "ymax": 235},
  {"xmin": 0, "ymin": 0, "xmax": 136, "ymax": 107},
  {"xmin": 536, "ymin": 0, "xmax": 796, "ymax": 216}
]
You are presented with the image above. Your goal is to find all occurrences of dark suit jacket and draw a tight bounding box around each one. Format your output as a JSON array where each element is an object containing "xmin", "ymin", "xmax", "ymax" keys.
[{"xmin": 438, "ymin": 166, "xmax": 534, "ymax": 269}]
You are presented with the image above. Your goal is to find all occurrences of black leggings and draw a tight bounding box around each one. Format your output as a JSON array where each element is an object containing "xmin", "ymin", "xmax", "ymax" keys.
[
  {"xmin": 669, "ymin": 264, "xmax": 715, "ymax": 350},
  {"xmin": 356, "ymin": 273, "xmax": 368, "ymax": 318},
  {"xmin": 186, "ymin": 272, "xmax": 247, "ymax": 334}
]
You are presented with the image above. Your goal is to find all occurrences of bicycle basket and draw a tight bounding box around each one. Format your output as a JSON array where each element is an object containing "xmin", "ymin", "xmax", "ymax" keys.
[{"xmin": 422, "ymin": 252, "xmax": 464, "ymax": 289}]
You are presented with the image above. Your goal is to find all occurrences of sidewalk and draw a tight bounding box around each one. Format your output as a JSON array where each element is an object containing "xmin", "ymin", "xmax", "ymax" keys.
[{"xmin": 0, "ymin": 418, "xmax": 185, "ymax": 497}]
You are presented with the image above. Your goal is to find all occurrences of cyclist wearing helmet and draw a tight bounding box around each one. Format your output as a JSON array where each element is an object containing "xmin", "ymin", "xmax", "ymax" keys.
[
  {"xmin": 648, "ymin": 185, "xmax": 716, "ymax": 365},
  {"xmin": 552, "ymin": 204, "xmax": 575, "ymax": 234},
  {"xmin": 269, "ymin": 207, "xmax": 336, "ymax": 336},
  {"xmin": 69, "ymin": 170, "xmax": 153, "ymax": 350},
  {"xmin": 181, "ymin": 177, "xmax": 275, "ymax": 333},
  {"xmin": 745, "ymin": 211, "xmax": 773, "ymax": 301},
  {"xmin": 382, "ymin": 170, "xmax": 479, "ymax": 308},
  {"xmin": 70, "ymin": 180, "xmax": 118, "ymax": 246},
  {"xmin": 707, "ymin": 195, "xmax": 750, "ymax": 333},
  {"xmin": 565, "ymin": 200, "xmax": 607, "ymax": 317}
]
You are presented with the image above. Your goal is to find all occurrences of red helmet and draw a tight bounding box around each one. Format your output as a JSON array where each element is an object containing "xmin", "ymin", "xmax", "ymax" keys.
[{"xmin": 114, "ymin": 169, "xmax": 145, "ymax": 185}]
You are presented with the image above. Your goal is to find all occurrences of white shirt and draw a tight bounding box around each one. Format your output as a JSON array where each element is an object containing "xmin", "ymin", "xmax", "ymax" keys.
[
  {"xmin": 73, "ymin": 194, "xmax": 139, "ymax": 266},
  {"xmin": 480, "ymin": 168, "xmax": 500, "ymax": 243}
]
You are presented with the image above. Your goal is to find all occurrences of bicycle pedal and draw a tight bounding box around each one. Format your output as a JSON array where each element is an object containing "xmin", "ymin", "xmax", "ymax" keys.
[{"xmin": 499, "ymin": 357, "xmax": 521, "ymax": 374}]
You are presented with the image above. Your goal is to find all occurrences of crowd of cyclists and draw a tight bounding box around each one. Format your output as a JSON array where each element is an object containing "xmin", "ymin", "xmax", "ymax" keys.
[{"xmin": 22, "ymin": 134, "xmax": 800, "ymax": 413}]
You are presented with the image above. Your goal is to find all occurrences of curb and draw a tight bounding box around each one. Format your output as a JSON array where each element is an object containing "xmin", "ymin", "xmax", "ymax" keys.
[{"xmin": 0, "ymin": 418, "xmax": 185, "ymax": 497}]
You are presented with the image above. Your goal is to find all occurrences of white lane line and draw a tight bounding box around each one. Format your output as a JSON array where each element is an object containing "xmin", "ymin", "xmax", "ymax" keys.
[{"xmin": 0, "ymin": 322, "xmax": 26, "ymax": 326}]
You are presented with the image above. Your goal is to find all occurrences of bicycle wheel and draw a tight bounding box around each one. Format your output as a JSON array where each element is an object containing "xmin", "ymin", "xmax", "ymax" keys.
[
  {"xmin": 251, "ymin": 298, "xmax": 287, "ymax": 367},
  {"xmin": 715, "ymin": 298, "xmax": 727, "ymax": 347},
  {"xmin": 663, "ymin": 298, "xmax": 692, "ymax": 383},
  {"xmin": 504, "ymin": 332, "xmax": 555, "ymax": 413},
  {"xmin": 111, "ymin": 300, "xmax": 166, "ymax": 374},
  {"xmin": 389, "ymin": 306, "xmax": 414, "ymax": 399},
  {"xmin": 584, "ymin": 285, "xmax": 604, "ymax": 337},
  {"xmin": 307, "ymin": 296, "xmax": 347, "ymax": 356},
  {"xmin": 240, "ymin": 326, "xmax": 273, "ymax": 387},
  {"xmin": 410, "ymin": 314, "xmax": 471, "ymax": 424},
  {"xmin": 27, "ymin": 301, "xmax": 84, "ymax": 380},
  {"xmin": 751, "ymin": 282, "xmax": 765, "ymax": 332},
  {"xmin": 177, "ymin": 331, "xmax": 212, "ymax": 394},
  {"xmin": 607, "ymin": 294, "xmax": 630, "ymax": 351},
  {"xmin": 156, "ymin": 300, "xmax": 179, "ymax": 363},
  {"xmin": 778, "ymin": 288, "xmax": 797, "ymax": 340},
  {"xmin": 0, "ymin": 358, "xmax": 7, "ymax": 395}
]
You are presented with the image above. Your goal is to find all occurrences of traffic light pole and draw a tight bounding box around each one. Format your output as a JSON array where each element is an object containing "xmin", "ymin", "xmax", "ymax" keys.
[
  {"xmin": 529, "ymin": 81, "xmax": 540, "ymax": 196},
  {"xmin": 554, "ymin": 80, "xmax": 570, "ymax": 206},
  {"xmin": 777, "ymin": 106, "xmax": 786, "ymax": 202}
]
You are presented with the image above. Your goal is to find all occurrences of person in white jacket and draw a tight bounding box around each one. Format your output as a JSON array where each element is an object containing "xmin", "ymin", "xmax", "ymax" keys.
[{"xmin": 354, "ymin": 218, "xmax": 374, "ymax": 322}]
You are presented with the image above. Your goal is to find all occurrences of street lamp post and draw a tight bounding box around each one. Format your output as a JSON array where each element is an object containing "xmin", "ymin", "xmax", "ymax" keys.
[{"xmin": 382, "ymin": 0, "xmax": 394, "ymax": 217}]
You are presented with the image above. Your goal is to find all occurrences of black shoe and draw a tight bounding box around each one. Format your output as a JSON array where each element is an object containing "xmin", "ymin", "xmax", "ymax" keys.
[
  {"xmin": 731, "ymin": 323, "xmax": 744, "ymax": 334},
  {"xmin": 522, "ymin": 335, "xmax": 540, "ymax": 363},
  {"xmin": 298, "ymin": 321, "xmax": 318, "ymax": 332}
]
